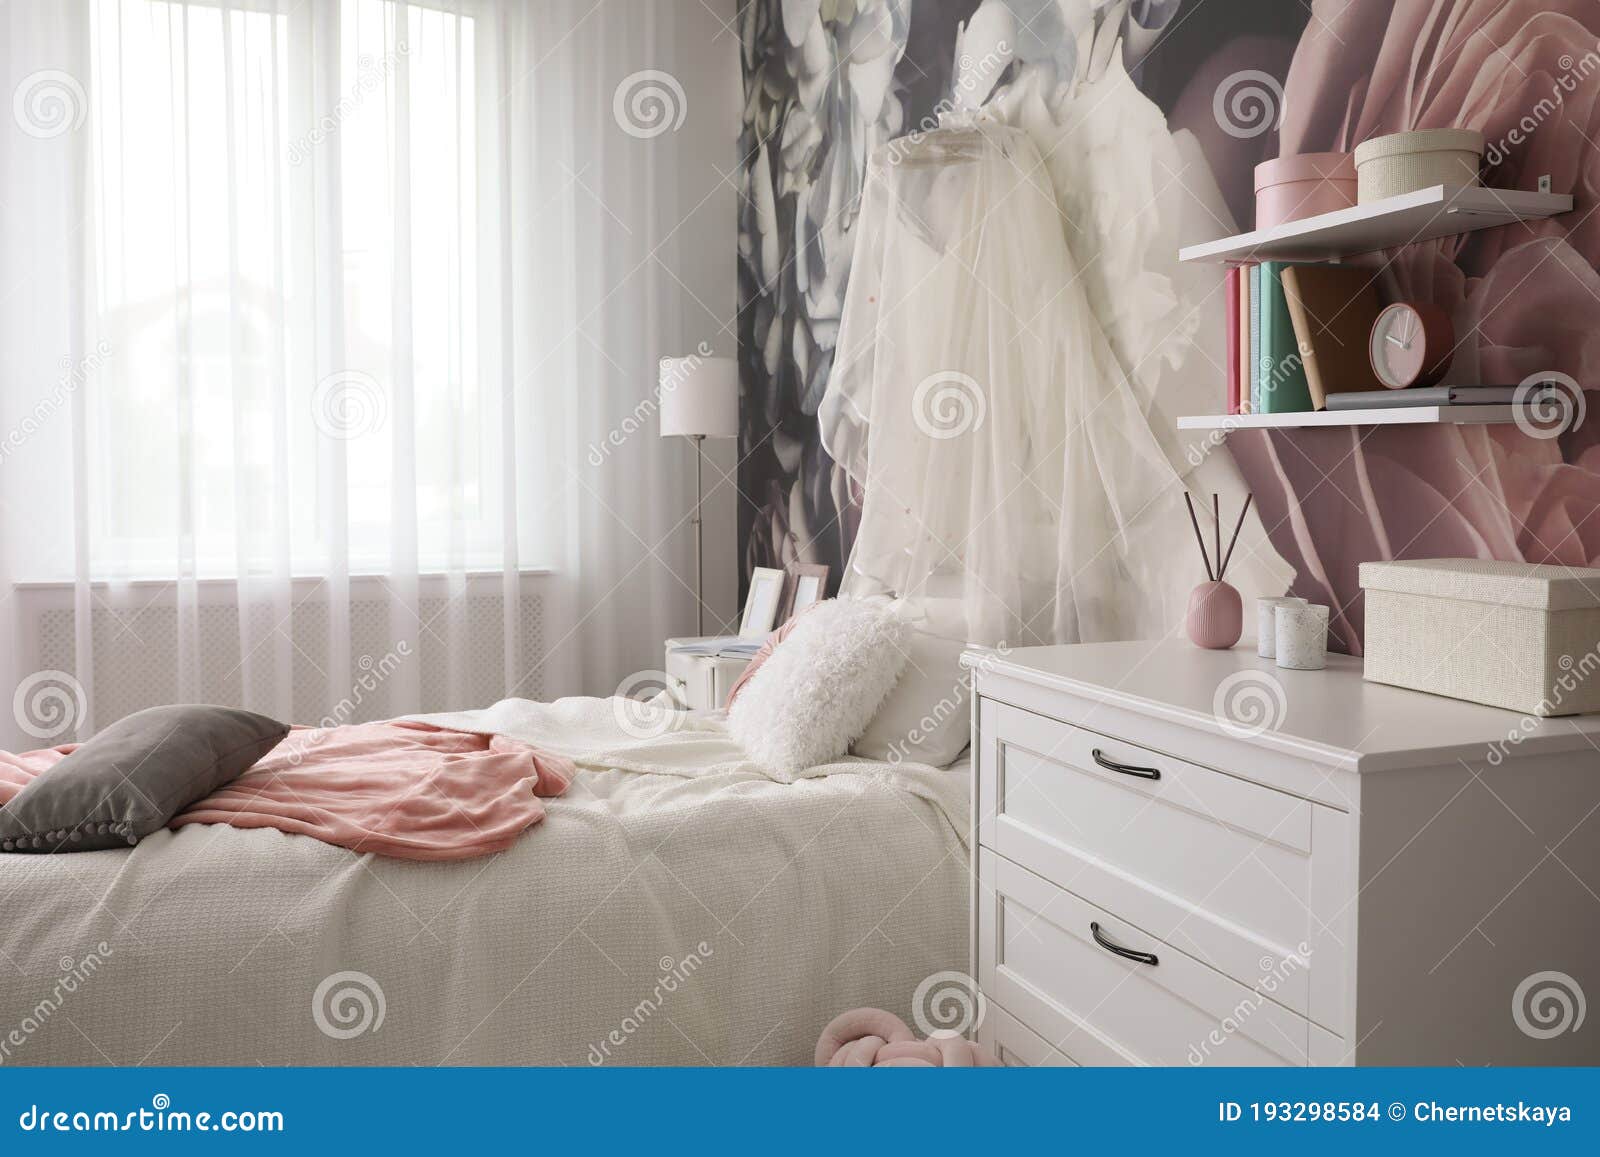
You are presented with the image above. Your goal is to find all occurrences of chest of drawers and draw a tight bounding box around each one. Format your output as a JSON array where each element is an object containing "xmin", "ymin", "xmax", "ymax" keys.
[{"xmin": 967, "ymin": 641, "xmax": 1600, "ymax": 1066}]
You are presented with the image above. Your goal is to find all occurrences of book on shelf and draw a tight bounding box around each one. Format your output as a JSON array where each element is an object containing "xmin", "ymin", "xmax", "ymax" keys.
[
  {"xmin": 1248, "ymin": 264, "xmax": 1261, "ymax": 412},
  {"xmin": 1256, "ymin": 261, "xmax": 1315, "ymax": 414},
  {"xmin": 1225, "ymin": 266, "xmax": 1240, "ymax": 415},
  {"xmin": 1236, "ymin": 265, "xmax": 1252, "ymax": 414},
  {"xmin": 1323, "ymin": 385, "xmax": 1539, "ymax": 410},
  {"xmin": 1281, "ymin": 265, "xmax": 1384, "ymax": 409}
]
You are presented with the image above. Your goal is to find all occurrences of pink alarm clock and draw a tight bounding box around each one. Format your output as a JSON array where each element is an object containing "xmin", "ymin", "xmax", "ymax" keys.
[{"xmin": 1369, "ymin": 302, "xmax": 1454, "ymax": 389}]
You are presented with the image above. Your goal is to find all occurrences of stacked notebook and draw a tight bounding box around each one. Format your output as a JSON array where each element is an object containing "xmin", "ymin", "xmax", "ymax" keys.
[{"xmin": 1323, "ymin": 385, "xmax": 1535, "ymax": 410}]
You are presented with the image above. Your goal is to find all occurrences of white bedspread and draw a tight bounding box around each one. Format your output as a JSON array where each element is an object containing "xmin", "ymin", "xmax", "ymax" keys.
[{"xmin": 0, "ymin": 698, "xmax": 969, "ymax": 1066}]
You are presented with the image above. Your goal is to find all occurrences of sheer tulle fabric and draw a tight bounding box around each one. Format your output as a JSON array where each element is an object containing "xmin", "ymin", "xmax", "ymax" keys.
[
  {"xmin": 981, "ymin": 16, "xmax": 1290, "ymax": 622},
  {"xmin": 821, "ymin": 122, "xmax": 1192, "ymax": 648}
]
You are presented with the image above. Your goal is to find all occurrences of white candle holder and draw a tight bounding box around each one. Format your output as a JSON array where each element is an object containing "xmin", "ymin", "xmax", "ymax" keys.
[
  {"xmin": 1275, "ymin": 603, "xmax": 1330, "ymax": 670},
  {"xmin": 1256, "ymin": 597, "xmax": 1307, "ymax": 659}
]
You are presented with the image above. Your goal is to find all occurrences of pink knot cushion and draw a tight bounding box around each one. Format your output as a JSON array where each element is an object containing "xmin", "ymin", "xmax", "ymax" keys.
[{"xmin": 814, "ymin": 1008, "xmax": 1001, "ymax": 1067}]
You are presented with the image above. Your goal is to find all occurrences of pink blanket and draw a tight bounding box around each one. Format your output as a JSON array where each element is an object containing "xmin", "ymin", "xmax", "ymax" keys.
[{"xmin": 0, "ymin": 720, "xmax": 573, "ymax": 861}]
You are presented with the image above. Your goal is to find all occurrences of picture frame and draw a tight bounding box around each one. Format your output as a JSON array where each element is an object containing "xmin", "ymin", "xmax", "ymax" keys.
[
  {"xmin": 778, "ymin": 563, "xmax": 829, "ymax": 624},
  {"xmin": 740, "ymin": 567, "xmax": 786, "ymax": 638}
]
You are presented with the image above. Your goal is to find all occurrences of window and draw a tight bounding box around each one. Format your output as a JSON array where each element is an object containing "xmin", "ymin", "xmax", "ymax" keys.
[{"xmin": 77, "ymin": 0, "xmax": 507, "ymax": 579}]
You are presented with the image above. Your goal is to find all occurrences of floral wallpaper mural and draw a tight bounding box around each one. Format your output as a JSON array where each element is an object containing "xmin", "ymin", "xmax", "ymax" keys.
[{"xmin": 738, "ymin": 0, "xmax": 1600, "ymax": 652}]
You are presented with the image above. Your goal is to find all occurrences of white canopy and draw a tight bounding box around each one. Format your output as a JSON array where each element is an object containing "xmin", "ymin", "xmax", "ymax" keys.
[{"xmin": 821, "ymin": 120, "xmax": 1194, "ymax": 647}]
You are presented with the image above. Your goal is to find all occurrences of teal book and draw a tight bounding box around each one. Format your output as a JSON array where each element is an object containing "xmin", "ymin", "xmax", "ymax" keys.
[
  {"xmin": 1257, "ymin": 261, "xmax": 1314, "ymax": 413},
  {"xmin": 1249, "ymin": 264, "xmax": 1261, "ymax": 412}
]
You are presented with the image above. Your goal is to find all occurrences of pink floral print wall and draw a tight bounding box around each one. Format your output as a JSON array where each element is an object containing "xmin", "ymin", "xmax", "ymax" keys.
[{"xmin": 739, "ymin": 0, "xmax": 1600, "ymax": 651}]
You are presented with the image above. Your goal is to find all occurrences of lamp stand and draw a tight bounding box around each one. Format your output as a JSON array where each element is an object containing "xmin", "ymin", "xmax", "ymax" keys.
[{"xmin": 691, "ymin": 433, "xmax": 705, "ymax": 636}]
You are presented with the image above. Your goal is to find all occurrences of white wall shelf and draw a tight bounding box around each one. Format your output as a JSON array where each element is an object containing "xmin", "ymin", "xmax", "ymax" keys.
[
  {"xmin": 1177, "ymin": 405, "xmax": 1521, "ymax": 430},
  {"xmin": 1179, "ymin": 185, "xmax": 1572, "ymax": 265}
]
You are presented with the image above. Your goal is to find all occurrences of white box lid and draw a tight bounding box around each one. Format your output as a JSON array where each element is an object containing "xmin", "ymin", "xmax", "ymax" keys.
[{"xmin": 1359, "ymin": 558, "xmax": 1600, "ymax": 610}]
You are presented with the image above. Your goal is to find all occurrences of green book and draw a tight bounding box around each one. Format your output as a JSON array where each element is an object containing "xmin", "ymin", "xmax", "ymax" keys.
[
  {"xmin": 1249, "ymin": 264, "xmax": 1261, "ymax": 412},
  {"xmin": 1257, "ymin": 261, "xmax": 1314, "ymax": 414}
]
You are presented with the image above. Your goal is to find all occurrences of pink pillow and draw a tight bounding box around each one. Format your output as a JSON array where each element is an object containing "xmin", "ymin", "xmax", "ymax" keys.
[{"xmin": 723, "ymin": 603, "xmax": 817, "ymax": 709}]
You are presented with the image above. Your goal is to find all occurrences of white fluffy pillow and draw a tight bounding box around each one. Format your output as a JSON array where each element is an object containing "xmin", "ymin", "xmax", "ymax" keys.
[
  {"xmin": 727, "ymin": 597, "xmax": 908, "ymax": 779},
  {"xmin": 851, "ymin": 628, "xmax": 971, "ymax": 767}
]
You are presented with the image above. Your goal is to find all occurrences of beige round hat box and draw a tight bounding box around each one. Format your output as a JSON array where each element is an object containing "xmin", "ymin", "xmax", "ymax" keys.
[{"xmin": 1353, "ymin": 128, "xmax": 1484, "ymax": 201}]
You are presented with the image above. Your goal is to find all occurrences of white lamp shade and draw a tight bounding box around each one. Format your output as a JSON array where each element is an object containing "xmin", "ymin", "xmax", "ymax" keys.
[{"xmin": 659, "ymin": 355, "xmax": 738, "ymax": 438}]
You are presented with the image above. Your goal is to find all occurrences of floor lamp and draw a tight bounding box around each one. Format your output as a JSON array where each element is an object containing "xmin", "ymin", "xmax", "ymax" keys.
[{"xmin": 658, "ymin": 355, "xmax": 738, "ymax": 635}]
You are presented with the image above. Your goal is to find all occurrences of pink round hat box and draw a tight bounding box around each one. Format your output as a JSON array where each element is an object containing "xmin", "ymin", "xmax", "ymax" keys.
[{"xmin": 1253, "ymin": 152, "xmax": 1356, "ymax": 229}]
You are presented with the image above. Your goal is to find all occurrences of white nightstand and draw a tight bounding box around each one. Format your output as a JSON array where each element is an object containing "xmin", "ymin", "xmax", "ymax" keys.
[
  {"xmin": 969, "ymin": 640, "xmax": 1600, "ymax": 1067},
  {"xmin": 664, "ymin": 637, "xmax": 756, "ymax": 711}
]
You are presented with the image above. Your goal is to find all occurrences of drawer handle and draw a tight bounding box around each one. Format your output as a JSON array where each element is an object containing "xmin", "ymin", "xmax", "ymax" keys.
[
  {"xmin": 1090, "ymin": 747, "xmax": 1161, "ymax": 780},
  {"xmin": 1090, "ymin": 922, "xmax": 1159, "ymax": 966}
]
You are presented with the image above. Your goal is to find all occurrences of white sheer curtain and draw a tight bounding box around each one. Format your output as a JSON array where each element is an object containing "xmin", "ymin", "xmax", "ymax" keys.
[{"xmin": 0, "ymin": 0, "xmax": 733, "ymax": 750}]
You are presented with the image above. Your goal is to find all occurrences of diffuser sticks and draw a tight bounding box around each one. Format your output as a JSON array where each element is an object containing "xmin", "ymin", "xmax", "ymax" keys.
[{"xmin": 1183, "ymin": 491, "xmax": 1252, "ymax": 583}]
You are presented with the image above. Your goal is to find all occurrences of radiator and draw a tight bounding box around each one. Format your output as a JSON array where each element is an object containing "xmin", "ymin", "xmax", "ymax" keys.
[{"xmin": 23, "ymin": 580, "xmax": 546, "ymax": 728}]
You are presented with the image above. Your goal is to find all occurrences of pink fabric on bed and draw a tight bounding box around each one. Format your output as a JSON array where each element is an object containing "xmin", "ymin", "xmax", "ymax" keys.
[
  {"xmin": 0, "ymin": 721, "xmax": 572, "ymax": 861},
  {"xmin": 723, "ymin": 602, "xmax": 819, "ymax": 709}
]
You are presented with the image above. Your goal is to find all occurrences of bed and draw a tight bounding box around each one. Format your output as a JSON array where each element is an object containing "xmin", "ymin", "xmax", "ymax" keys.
[{"xmin": 0, "ymin": 697, "xmax": 969, "ymax": 1066}]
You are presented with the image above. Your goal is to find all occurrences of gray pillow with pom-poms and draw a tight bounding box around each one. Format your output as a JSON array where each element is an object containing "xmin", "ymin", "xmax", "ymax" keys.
[{"xmin": 0, "ymin": 705, "xmax": 288, "ymax": 852}]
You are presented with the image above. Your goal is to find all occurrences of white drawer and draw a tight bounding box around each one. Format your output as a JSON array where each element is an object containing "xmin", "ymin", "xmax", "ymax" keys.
[
  {"xmin": 979, "ymin": 1002, "xmax": 1078, "ymax": 1067},
  {"xmin": 977, "ymin": 698, "xmax": 1345, "ymax": 1024},
  {"xmin": 977, "ymin": 849, "xmax": 1329, "ymax": 1067}
]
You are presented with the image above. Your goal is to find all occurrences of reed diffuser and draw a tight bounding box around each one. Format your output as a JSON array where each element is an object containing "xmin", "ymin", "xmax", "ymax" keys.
[{"xmin": 1183, "ymin": 491, "xmax": 1251, "ymax": 649}]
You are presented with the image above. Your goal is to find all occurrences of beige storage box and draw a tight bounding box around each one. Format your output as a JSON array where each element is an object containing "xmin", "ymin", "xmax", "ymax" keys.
[
  {"xmin": 1361, "ymin": 558, "xmax": 1600, "ymax": 715},
  {"xmin": 1353, "ymin": 128, "xmax": 1484, "ymax": 201}
]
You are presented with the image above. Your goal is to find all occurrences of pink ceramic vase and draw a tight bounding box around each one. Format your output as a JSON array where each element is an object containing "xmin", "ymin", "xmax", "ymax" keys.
[{"xmin": 1187, "ymin": 580, "xmax": 1242, "ymax": 649}]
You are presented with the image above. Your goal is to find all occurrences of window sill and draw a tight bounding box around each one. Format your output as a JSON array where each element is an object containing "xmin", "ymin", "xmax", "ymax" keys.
[{"xmin": 10, "ymin": 567, "xmax": 553, "ymax": 592}]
